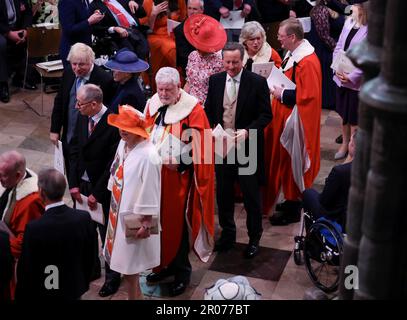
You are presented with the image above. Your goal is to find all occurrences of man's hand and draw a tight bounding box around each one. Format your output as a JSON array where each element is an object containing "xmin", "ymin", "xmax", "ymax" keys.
[
  {"xmin": 50, "ymin": 132, "xmax": 60, "ymax": 145},
  {"xmin": 128, "ymin": 0, "xmax": 139, "ymax": 14},
  {"xmin": 219, "ymin": 6, "xmax": 230, "ymax": 18},
  {"xmin": 336, "ymin": 71, "xmax": 350, "ymax": 84},
  {"xmin": 88, "ymin": 10, "xmax": 104, "ymax": 25},
  {"xmin": 114, "ymin": 26, "xmax": 129, "ymax": 38},
  {"xmin": 235, "ymin": 129, "xmax": 248, "ymax": 144},
  {"xmin": 7, "ymin": 30, "xmax": 25, "ymax": 44},
  {"xmin": 88, "ymin": 194, "xmax": 97, "ymax": 211},
  {"xmin": 271, "ymin": 85, "xmax": 283, "ymax": 101},
  {"xmin": 70, "ymin": 188, "xmax": 83, "ymax": 204},
  {"xmin": 241, "ymin": 4, "xmax": 252, "ymax": 17}
]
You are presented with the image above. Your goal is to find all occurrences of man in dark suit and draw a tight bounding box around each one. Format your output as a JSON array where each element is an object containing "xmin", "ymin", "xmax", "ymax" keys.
[
  {"xmin": 69, "ymin": 83, "xmax": 121, "ymax": 297},
  {"xmin": 0, "ymin": 0, "xmax": 35, "ymax": 103},
  {"xmin": 205, "ymin": 42, "xmax": 272, "ymax": 259},
  {"xmin": 174, "ymin": 0, "xmax": 203, "ymax": 77},
  {"xmin": 50, "ymin": 43, "xmax": 115, "ymax": 177},
  {"xmin": 15, "ymin": 168, "xmax": 97, "ymax": 300},
  {"xmin": 89, "ymin": 0, "xmax": 148, "ymax": 60},
  {"xmin": 58, "ymin": 0, "xmax": 105, "ymax": 66},
  {"xmin": 302, "ymin": 131, "xmax": 357, "ymax": 230}
]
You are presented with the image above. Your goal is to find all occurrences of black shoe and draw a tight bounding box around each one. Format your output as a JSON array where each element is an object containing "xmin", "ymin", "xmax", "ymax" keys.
[
  {"xmin": 98, "ymin": 280, "xmax": 120, "ymax": 297},
  {"xmin": 214, "ymin": 239, "xmax": 234, "ymax": 252},
  {"xmin": 244, "ymin": 243, "xmax": 259, "ymax": 259},
  {"xmin": 146, "ymin": 268, "xmax": 173, "ymax": 283},
  {"xmin": 168, "ymin": 281, "xmax": 188, "ymax": 297},
  {"xmin": 12, "ymin": 79, "xmax": 37, "ymax": 90},
  {"xmin": 335, "ymin": 134, "xmax": 343, "ymax": 144},
  {"xmin": 0, "ymin": 83, "xmax": 9, "ymax": 103},
  {"xmin": 269, "ymin": 212, "xmax": 301, "ymax": 226}
]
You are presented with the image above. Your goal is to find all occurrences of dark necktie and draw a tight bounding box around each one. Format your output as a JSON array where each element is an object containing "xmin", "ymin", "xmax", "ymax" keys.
[
  {"xmin": 155, "ymin": 105, "xmax": 169, "ymax": 125},
  {"xmin": 88, "ymin": 118, "xmax": 95, "ymax": 136},
  {"xmin": 281, "ymin": 53, "xmax": 292, "ymax": 69},
  {"xmin": 246, "ymin": 58, "xmax": 254, "ymax": 71}
]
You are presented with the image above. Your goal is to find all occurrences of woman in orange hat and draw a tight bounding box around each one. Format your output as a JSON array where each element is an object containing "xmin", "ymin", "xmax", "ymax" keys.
[
  {"xmin": 104, "ymin": 105, "xmax": 162, "ymax": 299},
  {"xmin": 183, "ymin": 13, "xmax": 226, "ymax": 104}
]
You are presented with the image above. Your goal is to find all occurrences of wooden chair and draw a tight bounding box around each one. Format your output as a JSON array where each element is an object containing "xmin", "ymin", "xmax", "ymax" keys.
[{"xmin": 23, "ymin": 26, "xmax": 63, "ymax": 116}]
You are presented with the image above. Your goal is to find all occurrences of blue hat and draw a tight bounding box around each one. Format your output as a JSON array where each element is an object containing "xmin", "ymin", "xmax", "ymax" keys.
[{"xmin": 104, "ymin": 48, "xmax": 149, "ymax": 73}]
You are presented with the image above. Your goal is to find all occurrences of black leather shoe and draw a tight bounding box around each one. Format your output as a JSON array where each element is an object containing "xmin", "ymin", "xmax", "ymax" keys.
[
  {"xmin": 98, "ymin": 280, "xmax": 120, "ymax": 297},
  {"xmin": 168, "ymin": 281, "xmax": 188, "ymax": 297},
  {"xmin": 269, "ymin": 212, "xmax": 301, "ymax": 226},
  {"xmin": 146, "ymin": 268, "xmax": 173, "ymax": 283},
  {"xmin": 244, "ymin": 243, "xmax": 259, "ymax": 259},
  {"xmin": 0, "ymin": 83, "xmax": 9, "ymax": 103},
  {"xmin": 214, "ymin": 239, "xmax": 234, "ymax": 252}
]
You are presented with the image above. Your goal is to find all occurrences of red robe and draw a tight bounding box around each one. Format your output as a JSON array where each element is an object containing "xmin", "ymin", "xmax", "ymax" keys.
[
  {"xmin": 263, "ymin": 41, "xmax": 322, "ymax": 214},
  {"xmin": 145, "ymin": 90, "xmax": 215, "ymax": 269}
]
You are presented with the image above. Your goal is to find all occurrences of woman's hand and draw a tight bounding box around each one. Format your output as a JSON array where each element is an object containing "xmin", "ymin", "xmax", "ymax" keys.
[
  {"xmin": 336, "ymin": 71, "xmax": 350, "ymax": 84},
  {"xmin": 152, "ymin": 1, "xmax": 168, "ymax": 17},
  {"xmin": 128, "ymin": 0, "xmax": 139, "ymax": 14}
]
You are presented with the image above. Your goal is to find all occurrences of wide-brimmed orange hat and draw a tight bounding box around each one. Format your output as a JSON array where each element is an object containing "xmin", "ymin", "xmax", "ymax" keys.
[
  {"xmin": 108, "ymin": 105, "xmax": 149, "ymax": 138},
  {"xmin": 184, "ymin": 14, "xmax": 227, "ymax": 53}
]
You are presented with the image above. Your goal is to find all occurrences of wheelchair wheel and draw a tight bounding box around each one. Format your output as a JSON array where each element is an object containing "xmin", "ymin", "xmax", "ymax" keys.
[
  {"xmin": 293, "ymin": 236, "xmax": 304, "ymax": 265},
  {"xmin": 303, "ymin": 221, "xmax": 343, "ymax": 293}
]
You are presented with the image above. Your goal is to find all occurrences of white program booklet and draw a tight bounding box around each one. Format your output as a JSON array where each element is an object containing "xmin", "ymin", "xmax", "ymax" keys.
[
  {"xmin": 220, "ymin": 10, "xmax": 245, "ymax": 29},
  {"xmin": 252, "ymin": 62, "xmax": 274, "ymax": 79},
  {"xmin": 298, "ymin": 17, "xmax": 311, "ymax": 33},
  {"xmin": 54, "ymin": 140, "xmax": 65, "ymax": 175},
  {"xmin": 331, "ymin": 49, "xmax": 356, "ymax": 74},
  {"xmin": 167, "ymin": 19, "xmax": 181, "ymax": 35},
  {"xmin": 267, "ymin": 66, "xmax": 296, "ymax": 90},
  {"xmin": 212, "ymin": 124, "xmax": 236, "ymax": 158},
  {"xmin": 76, "ymin": 194, "xmax": 105, "ymax": 225},
  {"xmin": 157, "ymin": 133, "xmax": 188, "ymax": 160}
]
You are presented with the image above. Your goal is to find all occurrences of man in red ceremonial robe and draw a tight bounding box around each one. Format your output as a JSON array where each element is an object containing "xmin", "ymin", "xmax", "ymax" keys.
[
  {"xmin": 266, "ymin": 17, "xmax": 322, "ymax": 225},
  {"xmin": 0, "ymin": 151, "xmax": 44, "ymax": 299},
  {"xmin": 144, "ymin": 67, "xmax": 214, "ymax": 297}
]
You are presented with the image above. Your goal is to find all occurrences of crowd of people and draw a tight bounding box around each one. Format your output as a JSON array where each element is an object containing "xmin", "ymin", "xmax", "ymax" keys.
[{"xmin": 0, "ymin": 0, "xmax": 369, "ymax": 300}]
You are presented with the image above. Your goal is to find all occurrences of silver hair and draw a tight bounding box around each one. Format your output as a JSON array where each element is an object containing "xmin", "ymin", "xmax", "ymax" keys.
[
  {"xmin": 155, "ymin": 67, "xmax": 181, "ymax": 86},
  {"xmin": 239, "ymin": 21, "xmax": 266, "ymax": 44},
  {"xmin": 67, "ymin": 42, "xmax": 95, "ymax": 64},
  {"xmin": 77, "ymin": 84, "xmax": 103, "ymax": 104},
  {"xmin": 188, "ymin": 0, "xmax": 204, "ymax": 8}
]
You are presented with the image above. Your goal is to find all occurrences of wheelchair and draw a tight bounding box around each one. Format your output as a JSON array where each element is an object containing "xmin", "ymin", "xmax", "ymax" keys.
[{"xmin": 293, "ymin": 210, "xmax": 345, "ymax": 293}]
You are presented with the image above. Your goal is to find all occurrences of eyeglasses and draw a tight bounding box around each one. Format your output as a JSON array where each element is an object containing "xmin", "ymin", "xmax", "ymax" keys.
[{"xmin": 76, "ymin": 100, "xmax": 94, "ymax": 107}]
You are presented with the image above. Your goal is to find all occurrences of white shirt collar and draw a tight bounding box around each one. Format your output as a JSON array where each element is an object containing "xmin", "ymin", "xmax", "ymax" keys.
[
  {"xmin": 45, "ymin": 201, "xmax": 65, "ymax": 211},
  {"xmin": 91, "ymin": 104, "xmax": 107, "ymax": 123}
]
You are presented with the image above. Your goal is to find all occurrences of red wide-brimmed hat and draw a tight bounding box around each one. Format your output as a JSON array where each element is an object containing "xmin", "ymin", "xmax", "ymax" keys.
[
  {"xmin": 108, "ymin": 105, "xmax": 149, "ymax": 138},
  {"xmin": 184, "ymin": 14, "xmax": 227, "ymax": 53}
]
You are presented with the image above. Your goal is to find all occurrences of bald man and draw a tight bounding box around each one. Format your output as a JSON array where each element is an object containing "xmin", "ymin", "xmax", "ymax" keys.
[{"xmin": 0, "ymin": 151, "xmax": 44, "ymax": 259}]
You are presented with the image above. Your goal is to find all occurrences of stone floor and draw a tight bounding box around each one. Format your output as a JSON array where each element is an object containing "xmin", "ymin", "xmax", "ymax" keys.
[{"xmin": 0, "ymin": 85, "xmax": 344, "ymax": 300}]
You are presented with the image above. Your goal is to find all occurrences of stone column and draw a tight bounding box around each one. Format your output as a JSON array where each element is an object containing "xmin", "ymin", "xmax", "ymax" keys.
[
  {"xmin": 353, "ymin": 0, "xmax": 407, "ymax": 299},
  {"xmin": 339, "ymin": 0, "xmax": 386, "ymax": 299}
]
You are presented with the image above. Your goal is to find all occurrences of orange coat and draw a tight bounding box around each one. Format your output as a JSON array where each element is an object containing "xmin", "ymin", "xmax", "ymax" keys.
[
  {"xmin": 140, "ymin": 0, "xmax": 186, "ymax": 91},
  {"xmin": 145, "ymin": 92, "xmax": 215, "ymax": 269},
  {"xmin": 263, "ymin": 51, "xmax": 322, "ymax": 214}
]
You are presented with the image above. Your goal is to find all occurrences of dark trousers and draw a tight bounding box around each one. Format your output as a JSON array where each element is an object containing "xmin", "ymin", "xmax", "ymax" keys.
[
  {"xmin": 215, "ymin": 163, "xmax": 263, "ymax": 245},
  {"xmin": 167, "ymin": 220, "xmax": 191, "ymax": 284},
  {"xmin": 0, "ymin": 34, "xmax": 27, "ymax": 83},
  {"xmin": 79, "ymin": 180, "xmax": 121, "ymax": 285},
  {"xmin": 302, "ymin": 188, "xmax": 322, "ymax": 219}
]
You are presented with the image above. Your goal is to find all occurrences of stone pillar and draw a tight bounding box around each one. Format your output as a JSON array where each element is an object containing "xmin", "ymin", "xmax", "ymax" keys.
[
  {"xmin": 338, "ymin": 0, "xmax": 386, "ymax": 299},
  {"xmin": 354, "ymin": 0, "xmax": 407, "ymax": 299}
]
